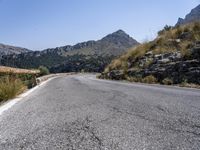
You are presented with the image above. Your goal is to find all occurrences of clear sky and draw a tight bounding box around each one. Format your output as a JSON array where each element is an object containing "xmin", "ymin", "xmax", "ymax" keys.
[{"xmin": 0, "ymin": 0, "xmax": 199, "ymax": 50}]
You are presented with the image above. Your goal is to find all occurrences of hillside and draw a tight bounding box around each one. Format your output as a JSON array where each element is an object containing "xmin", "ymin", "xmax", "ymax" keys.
[
  {"xmin": 176, "ymin": 4, "xmax": 200, "ymax": 26},
  {"xmin": 99, "ymin": 22, "xmax": 200, "ymax": 85},
  {"xmin": 0, "ymin": 43, "xmax": 30, "ymax": 58},
  {"xmin": 1, "ymin": 30, "xmax": 139, "ymax": 73}
]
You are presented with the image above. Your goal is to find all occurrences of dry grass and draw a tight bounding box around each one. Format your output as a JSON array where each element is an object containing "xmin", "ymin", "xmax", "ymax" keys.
[
  {"xmin": 0, "ymin": 66, "xmax": 40, "ymax": 74},
  {"xmin": 162, "ymin": 78, "xmax": 173, "ymax": 85},
  {"xmin": 105, "ymin": 42, "xmax": 151, "ymax": 72},
  {"xmin": 180, "ymin": 41, "xmax": 192, "ymax": 57},
  {"xmin": 126, "ymin": 43, "xmax": 150, "ymax": 59},
  {"xmin": 141, "ymin": 75, "xmax": 157, "ymax": 84},
  {"xmin": 0, "ymin": 77, "xmax": 26, "ymax": 102}
]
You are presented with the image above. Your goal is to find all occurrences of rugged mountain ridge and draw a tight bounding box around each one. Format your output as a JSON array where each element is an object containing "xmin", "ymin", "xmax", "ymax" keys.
[
  {"xmin": 1, "ymin": 30, "xmax": 139, "ymax": 72},
  {"xmin": 0, "ymin": 43, "xmax": 30, "ymax": 58},
  {"xmin": 176, "ymin": 4, "xmax": 200, "ymax": 26}
]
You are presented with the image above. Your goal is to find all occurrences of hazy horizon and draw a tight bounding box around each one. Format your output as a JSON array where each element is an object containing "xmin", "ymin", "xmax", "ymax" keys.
[{"xmin": 0, "ymin": 0, "xmax": 200, "ymax": 50}]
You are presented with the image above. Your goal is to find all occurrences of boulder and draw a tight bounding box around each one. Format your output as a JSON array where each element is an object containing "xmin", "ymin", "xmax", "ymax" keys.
[{"xmin": 108, "ymin": 70, "xmax": 125, "ymax": 80}]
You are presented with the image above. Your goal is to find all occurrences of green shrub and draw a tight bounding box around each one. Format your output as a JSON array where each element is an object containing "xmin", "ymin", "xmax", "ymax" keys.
[
  {"xmin": 39, "ymin": 66, "xmax": 49, "ymax": 76},
  {"xmin": 17, "ymin": 74, "xmax": 34, "ymax": 88},
  {"xmin": 164, "ymin": 25, "xmax": 173, "ymax": 31},
  {"xmin": 158, "ymin": 25, "xmax": 173, "ymax": 36},
  {"xmin": 183, "ymin": 27, "xmax": 190, "ymax": 33},
  {"xmin": 0, "ymin": 77, "xmax": 26, "ymax": 102},
  {"xmin": 180, "ymin": 79, "xmax": 188, "ymax": 87},
  {"xmin": 142, "ymin": 75, "xmax": 157, "ymax": 84},
  {"xmin": 162, "ymin": 78, "xmax": 173, "ymax": 85}
]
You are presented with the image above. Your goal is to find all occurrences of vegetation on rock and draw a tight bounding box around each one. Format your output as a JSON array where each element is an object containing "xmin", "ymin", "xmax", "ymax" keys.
[
  {"xmin": 100, "ymin": 22, "xmax": 200, "ymax": 86},
  {"xmin": 39, "ymin": 66, "xmax": 50, "ymax": 76}
]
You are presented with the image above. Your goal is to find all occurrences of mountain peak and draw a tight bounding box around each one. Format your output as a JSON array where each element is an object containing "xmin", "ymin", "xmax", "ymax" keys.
[
  {"xmin": 109, "ymin": 29, "xmax": 130, "ymax": 38},
  {"xmin": 101, "ymin": 30, "xmax": 139, "ymax": 46},
  {"xmin": 113, "ymin": 29, "xmax": 126, "ymax": 35},
  {"xmin": 176, "ymin": 4, "xmax": 200, "ymax": 26}
]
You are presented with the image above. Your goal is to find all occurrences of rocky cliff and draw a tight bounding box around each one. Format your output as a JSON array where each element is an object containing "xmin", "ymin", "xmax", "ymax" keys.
[
  {"xmin": 0, "ymin": 43, "xmax": 30, "ymax": 58},
  {"xmin": 176, "ymin": 4, "xmax": 200, "ymax": 26}
]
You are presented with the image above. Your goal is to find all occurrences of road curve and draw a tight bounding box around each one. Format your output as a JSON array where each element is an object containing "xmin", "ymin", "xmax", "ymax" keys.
[{"xmin": 0, "ymin": 74, "xmax": 200, "ymax": 150}]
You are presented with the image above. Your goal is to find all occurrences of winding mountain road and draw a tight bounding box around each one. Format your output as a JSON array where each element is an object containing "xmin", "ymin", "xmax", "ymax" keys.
[{"xmin": 0, "ymin": 74, "xmax": 200, "ymax": 149}]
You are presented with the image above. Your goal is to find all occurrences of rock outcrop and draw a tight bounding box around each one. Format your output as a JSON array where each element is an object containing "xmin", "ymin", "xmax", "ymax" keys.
[
  {"xmin": 101, "ymin": 47, "xmax": 200, "ymax": 84},
  {"xmin": 0, "ymin": 43, "xmax": 30, "ymax": 59}
]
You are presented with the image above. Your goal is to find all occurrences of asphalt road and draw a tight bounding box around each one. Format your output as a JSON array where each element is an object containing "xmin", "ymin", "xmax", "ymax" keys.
[{"xmin": 0, "ymin": 74, "xmax": 200, "ymax": 150}]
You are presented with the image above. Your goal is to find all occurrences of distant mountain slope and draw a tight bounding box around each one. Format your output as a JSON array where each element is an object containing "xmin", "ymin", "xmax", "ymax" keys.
[
  {"xmin": 1, "ymin": 30, "xmax": 139, "ymax": 72},
  {"xmin": 0, "ymin": 43, "xmax": 30, "ymax": 58},
  {"xmin": 63, "ymin": 30, "xmax": 138, "ymax": 57},
  {"xmin": 176, "ymin": 4, "xmax": 200, "ymax": 26}
]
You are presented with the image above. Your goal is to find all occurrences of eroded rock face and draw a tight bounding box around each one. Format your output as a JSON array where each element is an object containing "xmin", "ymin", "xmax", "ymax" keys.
[
  {"xmin": 146, "ymin": 60, "xmax": 200, "ymax": 84},
  {"xmin": 140, "ymin": 48, "xmax": 200, "ymax": 84},
  {"xmin": 193, "ymin": 45, "xmax": 200, "ymax": 59},
  {"xmin": 102, "ymin": 47, "xmax": 200, "ymax": 84}
]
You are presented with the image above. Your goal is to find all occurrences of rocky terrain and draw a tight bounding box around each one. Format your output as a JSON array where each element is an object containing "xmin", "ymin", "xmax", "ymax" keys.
[
  {"xmin": 176, "ymin": 4, "xmax": 200, "ymax": 26},
  {"xmin": 1, "ymin": 30, "xmax": 139, "ymax": 73},
  {"xmin": 0, "ymin": 43, "xmax": 30, "ymax": 58},
  {"xmin": 100, "ymin": 22, "xmax": 200, "ymax": 85}
]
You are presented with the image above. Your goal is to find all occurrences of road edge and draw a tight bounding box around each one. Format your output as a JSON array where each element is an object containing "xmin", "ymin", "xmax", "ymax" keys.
[{"xmin": 0, "ymin": 76, "xmax": 57, "ymax": 116}]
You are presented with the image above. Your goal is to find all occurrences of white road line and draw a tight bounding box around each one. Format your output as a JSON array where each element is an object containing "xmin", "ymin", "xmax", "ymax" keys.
[{"xmin": 0, "ymin": 77, "xmax": 57, "ymax": 116}]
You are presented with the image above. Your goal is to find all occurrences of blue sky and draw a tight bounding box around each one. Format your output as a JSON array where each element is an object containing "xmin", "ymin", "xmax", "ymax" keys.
[{"xmin": 0, "ymin": 0, "xmax": 199, "ymax": 50}]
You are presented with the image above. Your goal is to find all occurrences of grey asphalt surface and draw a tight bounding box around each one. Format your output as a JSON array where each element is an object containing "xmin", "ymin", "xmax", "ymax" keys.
[{"xmin": 0, "ymin": 74, "xmax": 200, "ymax": 150}]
